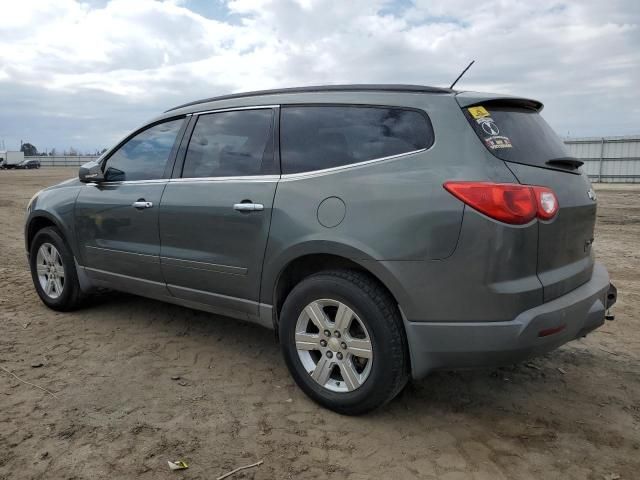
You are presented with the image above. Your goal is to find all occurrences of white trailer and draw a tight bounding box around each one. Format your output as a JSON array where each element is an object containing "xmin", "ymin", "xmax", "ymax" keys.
[{"xmin": 0, "ymin": 151, "xmax": 25, "ymax": 169}]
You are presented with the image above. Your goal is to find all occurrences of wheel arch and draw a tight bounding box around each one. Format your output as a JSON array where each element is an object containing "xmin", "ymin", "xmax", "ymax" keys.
[
  {"xmin": 263, "ymin": 242, "xmax": 410, "ymax": 333},
  {"xmin": 25, "ymin": 211, "xmax": 77, "ymax": 259}
]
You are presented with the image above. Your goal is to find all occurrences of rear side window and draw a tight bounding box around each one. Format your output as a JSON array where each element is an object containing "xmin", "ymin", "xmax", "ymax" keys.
[
  {"xmin": 281, "ymin": 106, "xmax": 433, "ymax": 174},
  {"xmin": 464, "ymin": 105, "xmax": 572, "ymax": 168},
  {"xmin": 103, "ymin": 118, "xmax": 184, "ymax": 181},
  {"xmin": 182, "ymin": 109, "xmax": 275, "ymax": 178}
]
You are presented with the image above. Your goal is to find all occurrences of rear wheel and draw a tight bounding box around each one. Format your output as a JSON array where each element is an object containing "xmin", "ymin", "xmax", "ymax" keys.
[
  {"xmin": 29, "ymin": 227, "xmax": 83, "ymax": 311},
  {"xmin": 279, "ymin": 270, "xmax": 409, "ymax": 415}
]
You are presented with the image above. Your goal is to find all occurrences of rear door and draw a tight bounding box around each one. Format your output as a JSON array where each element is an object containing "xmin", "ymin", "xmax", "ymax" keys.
[
  {"xmin": 458, "ymin": 97, "xmax": 597, "ymax": 302},
  {"xmin": 158, "ymin": 107, "xmax": 278, "ymax": 321}
]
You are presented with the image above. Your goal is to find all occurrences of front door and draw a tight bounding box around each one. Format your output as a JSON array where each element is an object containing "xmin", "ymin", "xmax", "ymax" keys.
[
  {"xmin": 159, "ymin": 108, "xmax": 278, "ymax": 322},
  {"xmin": 75, "ymin": 117, "xmax": 186, "ymax": 295}
]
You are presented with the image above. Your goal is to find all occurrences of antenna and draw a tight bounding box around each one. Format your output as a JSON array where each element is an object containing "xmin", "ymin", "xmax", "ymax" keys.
[{"xmin": 449, "ymin": 60, "xmax": 475, "ymax": 89}]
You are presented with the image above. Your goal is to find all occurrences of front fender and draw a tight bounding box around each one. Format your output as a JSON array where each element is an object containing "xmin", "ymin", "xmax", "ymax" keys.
[{"xmin": 25, "ymin": 185, "xmax": 82, "ymax": 260}]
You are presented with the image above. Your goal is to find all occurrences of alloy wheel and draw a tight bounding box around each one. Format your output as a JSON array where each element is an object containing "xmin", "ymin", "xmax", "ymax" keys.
[
  {"xmin": 36, "ymin": 243, "xmax": 65, "ymax": 299},
  {"xmin": 295, "ymin": 299, "xmax": 373, "ymax": 392}
]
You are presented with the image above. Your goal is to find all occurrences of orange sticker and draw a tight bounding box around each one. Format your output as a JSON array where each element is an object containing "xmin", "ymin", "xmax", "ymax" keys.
[{"xmin": 468, "ymin": 106, "xmax": 490, "ymax": 119}]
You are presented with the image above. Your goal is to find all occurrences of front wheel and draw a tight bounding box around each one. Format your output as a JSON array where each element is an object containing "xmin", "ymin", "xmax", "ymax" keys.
[
  {"xmin": 279, "ymin": 270, "xmax": 409, "ymax": 415},
  {"xmin": 29, "ymin": 226, "xmax": 83, "ymax": 311}
]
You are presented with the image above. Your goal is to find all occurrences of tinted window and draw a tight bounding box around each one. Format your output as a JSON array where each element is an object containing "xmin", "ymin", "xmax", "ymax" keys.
[
  {"xmin": 464, "ymin": 105, "xmax": 572, "ymax": 169},
  {"xmin": 182, "ymin": 109, "xmax": 274, "ymax": 178},
  {"xmin": 281, "ymin": 106, "xmax": 433, "ymax": 174},
  {"xmin": 104, "ymin": 119, "xmax": 183, "ymax": 181}
]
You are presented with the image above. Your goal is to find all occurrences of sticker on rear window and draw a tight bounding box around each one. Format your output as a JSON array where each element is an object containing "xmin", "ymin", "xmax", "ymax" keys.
[
  {"xmin": 468, "ymin": 106, "xmax": 490, "ymax": 119},
  {"xmin": 473, "ymin": 115, "xmax": 513, "ymax": 149},
  {"xmin": 485, "ymin": 136, "xmax": 513, "ymax": 150},
  {"xmin": 480, "ymin": 119, "xmax": 500, "ymax": 136}
]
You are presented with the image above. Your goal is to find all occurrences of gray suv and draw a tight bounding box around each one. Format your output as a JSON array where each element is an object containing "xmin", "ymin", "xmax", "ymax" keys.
[{"xmin": 25, "ymin": 85, "xmax": 617, "ymax": 414}]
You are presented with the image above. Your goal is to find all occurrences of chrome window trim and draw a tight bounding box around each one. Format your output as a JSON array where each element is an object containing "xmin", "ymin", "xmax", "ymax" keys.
[
  {"xmin": 167, "ymin": 149, "xmax": 428, "ymax": 183},
  {"xmin": 181, "ymin": 105, "xmax": 279, "ymax": 180},
  {"xmin": 279, "ymin": 148, "xmax": 428, "ymax": 181},
  {"xmin": 189, "ymin": 104, "xmax": 280, "ymax": 116},
  {"xmin": 169, "ymin": 175, "xmax": 280, "ymax": 183},
  {"xmin": 87, "ymin": 179, "xmax": 168, "ymax": 186},
  {"xmin": 94, "ymin": 104, "xmax": 430, "ymax": 184},
  {"xmin": 90, "ymin": 149, "xmax": 426, "ymax": 184}
]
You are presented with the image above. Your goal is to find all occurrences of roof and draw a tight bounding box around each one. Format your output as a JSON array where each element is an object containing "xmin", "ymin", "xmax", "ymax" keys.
[{"xmin": 165, "ymin": 84, "xmax": 454, "ymax": 112}]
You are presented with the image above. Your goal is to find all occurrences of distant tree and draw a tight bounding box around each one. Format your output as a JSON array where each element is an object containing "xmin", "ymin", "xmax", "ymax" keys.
[
  {"xmin": 20, "ymin": 142, "xmax": 38, "ymax": 156},
  {"xmin": 100, "ymin": 148, "xmax": 107, "ymax": 154},
  {"xmin": 50, "ymin": 148, "xmax": 57, "ymax": 156}
]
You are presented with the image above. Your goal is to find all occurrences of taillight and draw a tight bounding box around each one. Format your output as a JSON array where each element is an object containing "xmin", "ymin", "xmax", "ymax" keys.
[
  {"xmin": 443, "ymin": 181, "xmax": 559, "ymax": 225},
  {"xmin": 532, "ymin": 186, "xmax": 559, "ymax": 220}
]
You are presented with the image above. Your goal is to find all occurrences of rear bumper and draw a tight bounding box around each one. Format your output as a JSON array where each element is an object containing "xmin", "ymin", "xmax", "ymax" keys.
[{"xmin": 405, "ymin": 262, "xmax": 615, "ymax": 379}]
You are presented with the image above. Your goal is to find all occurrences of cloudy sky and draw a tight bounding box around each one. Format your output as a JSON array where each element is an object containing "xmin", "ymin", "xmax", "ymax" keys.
[{"xmin": 0, "ymin": 0, "xmax": 638, "ymax": 153}]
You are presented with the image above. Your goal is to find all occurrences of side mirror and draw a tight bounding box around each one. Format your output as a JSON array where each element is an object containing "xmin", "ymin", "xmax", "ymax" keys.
[{"xmin": 79, "ymin": 160, "xmax": 105, "ymax": 183}]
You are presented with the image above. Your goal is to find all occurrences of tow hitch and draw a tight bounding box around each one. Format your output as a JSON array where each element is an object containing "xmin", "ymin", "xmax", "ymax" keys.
[{"xmin": 605, "ymin": 283, "xmax": 617, "ymax": 321}]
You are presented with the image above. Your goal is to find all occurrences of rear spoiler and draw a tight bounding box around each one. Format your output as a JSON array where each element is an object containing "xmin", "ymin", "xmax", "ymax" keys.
[{"xmin": 455, "ymin": 91, "xmax": 543, "ymax": 112}]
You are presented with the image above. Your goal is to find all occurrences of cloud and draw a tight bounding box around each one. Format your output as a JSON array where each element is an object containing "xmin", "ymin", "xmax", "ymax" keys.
[{"xmin": 0, "ymin": 0, "xmax": 638, "ymax": 151}]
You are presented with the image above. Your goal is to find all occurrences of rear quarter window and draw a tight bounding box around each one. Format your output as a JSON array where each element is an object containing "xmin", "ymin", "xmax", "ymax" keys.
[{"xmin": 281, "ymin": 105, "xmax": 434, "ymax": 174}]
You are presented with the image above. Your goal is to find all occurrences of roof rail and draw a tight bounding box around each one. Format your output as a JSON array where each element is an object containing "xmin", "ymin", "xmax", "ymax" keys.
[{"xmin": 165, "ymin": 84, "xmax": 454, "ymax": 112}]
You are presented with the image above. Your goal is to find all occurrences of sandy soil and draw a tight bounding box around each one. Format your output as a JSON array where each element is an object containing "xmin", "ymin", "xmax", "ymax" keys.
[{"xmin": 0, "ymin": 168, "xmax": 638, "ymax": 480}]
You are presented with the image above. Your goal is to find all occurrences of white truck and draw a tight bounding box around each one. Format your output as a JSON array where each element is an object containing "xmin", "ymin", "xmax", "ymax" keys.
[{"xmin": 0, "ymin": 151, "xmax": 25, "ymax": 169}]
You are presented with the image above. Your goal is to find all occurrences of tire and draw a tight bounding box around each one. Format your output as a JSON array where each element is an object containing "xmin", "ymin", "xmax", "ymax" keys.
[
  {"xmin": 279, "ymin": 270, "xmax": 409, "ymax": 415},
  {"xmin": 29, "ymin": 226, "xmax": 84, "ymax": 311}
]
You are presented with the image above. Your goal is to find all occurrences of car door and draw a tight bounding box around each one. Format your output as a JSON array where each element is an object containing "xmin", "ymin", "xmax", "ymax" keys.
[
  {"xmin": 158, "ymin": 107, "xmax": 278, "ymax": 323},
  {"xmin": 75, "ymin": 117, "xmax": 186, "ymax": 297}
]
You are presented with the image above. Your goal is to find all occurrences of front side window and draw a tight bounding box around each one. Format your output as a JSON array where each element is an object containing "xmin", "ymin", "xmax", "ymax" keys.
[
  {"xmin": 103, "ymin": 118, "xmax": 184, "ymax": 181},
  {"xmin": 181, "ymin": 109, "xmax": 275, "ymax": 178},
  {"xmin": 281, "ymin": 106, "xmax": 434, "ymax": 174}
]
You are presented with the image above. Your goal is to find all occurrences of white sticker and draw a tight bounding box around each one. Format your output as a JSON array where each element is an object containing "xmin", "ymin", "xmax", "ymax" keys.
[
  {"xmin": 485, "ymin": 136, "xmax": 513, "ymax": 150},
  {"xmin": 481, "ymin": 121, "xmax": 500, "ymax": 136}
]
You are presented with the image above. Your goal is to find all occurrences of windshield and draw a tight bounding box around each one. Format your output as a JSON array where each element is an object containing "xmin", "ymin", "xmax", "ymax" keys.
[{"xmin": 464, "ymin": 104, "xmax": 574, "ymax": 170}]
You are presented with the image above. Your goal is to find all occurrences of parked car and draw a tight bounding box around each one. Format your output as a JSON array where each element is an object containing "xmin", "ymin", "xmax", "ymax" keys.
[
  {"xmin": 17, "ymin": 159, "xmax": 41, "ymax": 169},
  {"xmin": 24, "ymin": 84, "xmax": 616, "ymax": 414}
]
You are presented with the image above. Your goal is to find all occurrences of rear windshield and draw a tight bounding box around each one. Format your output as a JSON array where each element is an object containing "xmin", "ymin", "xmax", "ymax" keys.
[{"xmin": 463, "ymin": 105, "xmax": 572, "ymax": 168}]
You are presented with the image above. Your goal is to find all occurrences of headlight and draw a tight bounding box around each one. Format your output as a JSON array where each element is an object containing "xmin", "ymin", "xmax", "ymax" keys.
[{"xmin": 27, "ymin": 190, "xmax": 43, "ymax": 213}]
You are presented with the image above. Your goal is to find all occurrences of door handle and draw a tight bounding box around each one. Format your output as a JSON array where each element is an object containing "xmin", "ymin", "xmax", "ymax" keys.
[
  {"xmin": 233, "ymin": 203, "xmax": 264, "ymax": 212},
  {"xmin": 132, "ymin": 200, "xmax": 153, "ymax": 209}
]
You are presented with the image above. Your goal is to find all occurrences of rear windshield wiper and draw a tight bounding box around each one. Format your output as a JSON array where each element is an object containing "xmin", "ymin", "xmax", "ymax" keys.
[{"xmin": 546, "ymin": 157, "xmax": 584, "ymax": 169}]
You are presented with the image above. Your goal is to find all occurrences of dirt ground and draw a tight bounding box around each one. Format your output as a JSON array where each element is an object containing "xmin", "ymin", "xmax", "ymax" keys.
[{"xmin": 0, "ymin": 168, "xmax": 638, "ymax": 480}]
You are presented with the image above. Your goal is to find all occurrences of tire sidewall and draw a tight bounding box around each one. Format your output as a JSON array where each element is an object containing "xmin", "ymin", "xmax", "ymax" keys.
[
  {"xmin": 29, "ymin": 227, "xmax": 78, "ymax": 310},
  {"xmin": 280, "ymin": 273, "xmax": 401, "ymax": 412}
]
